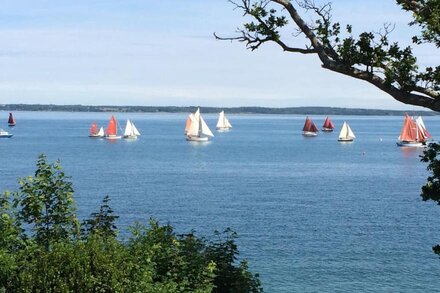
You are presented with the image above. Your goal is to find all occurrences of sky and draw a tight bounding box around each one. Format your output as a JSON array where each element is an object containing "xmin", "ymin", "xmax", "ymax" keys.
[{"xmin": 0, "ymin": 0, "xmax": 437, "ymax": 110}]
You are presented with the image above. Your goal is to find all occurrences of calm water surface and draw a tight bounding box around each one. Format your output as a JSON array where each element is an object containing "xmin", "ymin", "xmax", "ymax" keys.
[{"xmin": 1, "ymin": 111, "xmax": 440, "ymax": 292}]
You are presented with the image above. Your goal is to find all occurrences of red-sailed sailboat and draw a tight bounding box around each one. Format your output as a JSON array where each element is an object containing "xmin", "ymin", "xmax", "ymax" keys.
[
  {"xmin": 322, "ymin": 116, "xmax": 334, "ymax": 132},
  {"xmin": 302, "ymin": 116, "xmax": 318, "ymax": 137},
  {"xmin": 105, "ymin": 115, "xmax": 121, "ymax": 140},
  {"xmin": 8, "ymin": 113, "xmax": 16, "ymax": 127},
  {"xmin": 89, "ymin": 121, "xmax": 104, "ymax": 138},
  {"xmin": 396, "ymin": 113, "xmax": 425, "ymax": 147}
]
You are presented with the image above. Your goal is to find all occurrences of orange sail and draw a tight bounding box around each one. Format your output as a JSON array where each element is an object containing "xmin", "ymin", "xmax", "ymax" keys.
[
  {"xmin": 90, "ymin": 122, "xmax": 98, "ymax": 135},
  {"xmin": 303, "ymin": 117, "xmax": 318, "ymax": 133},
  {"xmin": 399, "ymin": 114, "xmax": 417, "ymax": 142},
  {"xmin": 106, "ymin": 115, "xmax": 118, "ymax": 136},
  {"xmin": 185, "ymin": 116, "xmax": 192, "ymax": 134}
]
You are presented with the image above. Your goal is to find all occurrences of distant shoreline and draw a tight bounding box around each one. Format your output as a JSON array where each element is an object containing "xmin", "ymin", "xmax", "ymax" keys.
[{"xmin": 0, "ymin": 104, "xmax": 437, "ymax": 116}]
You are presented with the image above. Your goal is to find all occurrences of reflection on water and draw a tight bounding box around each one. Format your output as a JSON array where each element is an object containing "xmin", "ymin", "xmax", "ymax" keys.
[{"xmin": 399, "ymin": 145, "xmax": 424, "ymax": 158}]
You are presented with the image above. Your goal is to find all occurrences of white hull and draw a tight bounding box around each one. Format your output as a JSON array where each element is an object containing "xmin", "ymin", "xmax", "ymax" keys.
[
  {"xmin": 217, "ymin": 127, "xmax": 231, "ymax": 132},
  {"xmin": 105, "ymin": 135, "xmax": 122, "ymax": 140},
  {"xmin": 0, "ymin": 134, "xmax": 13, "ymax": 138},
  {"xmin": 396, "ymin": 141, "xmax": 424, "ymax": 147},
  {"xmin": 322, "ymin": 128, "xmax": 333, "ymax": 132},
  {"xmin": 303, "ymin": 131, "xmax": 317, "ymax": 137},
  {"xmin": 186, "ymin": 135, "xmax": 209, "ymax": 142}
]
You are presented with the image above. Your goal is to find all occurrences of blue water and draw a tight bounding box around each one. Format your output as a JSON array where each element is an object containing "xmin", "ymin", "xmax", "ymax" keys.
[{"xmin": 1, "ymin": 111, "xmax": 440, "ymax": 292}]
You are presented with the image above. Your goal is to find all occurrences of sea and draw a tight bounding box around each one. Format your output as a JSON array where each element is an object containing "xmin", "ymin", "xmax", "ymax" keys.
[{"xmin": 1, "ymin": 111, "xmax": 440, "ymax": 292}]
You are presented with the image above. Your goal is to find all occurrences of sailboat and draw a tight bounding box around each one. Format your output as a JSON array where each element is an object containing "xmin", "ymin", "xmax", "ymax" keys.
[
  {"xmin": 8, "ymin": 113, "xmax": 16, "ymax": 127},
  {"xmin": 105, "ymin": 115, "xmax": 121, "ymax": 140},
  {"xmin": 123, "ymin": 119, "xmax": 141, "ymax": 139},
  {"xmin": 396, "ymin": 114, "xmax": 426, "ymax": 147},
  {"xmin": 0, "ymin": 129, "xmax": 13, "ymax": 138},
  {"xmin": 321, "ymin": 116, "xmax": 334, "ymax": 132},
  {"xmin": 186, "ymin": 108, "xmax": 214, "ymax": 141},
  {"xmin": 302, "ymin": 116, "xmax": 318, "ymax": 136},
  {"xmin": 338, "ymin": 121, "xmax": 356, "ymax": 142},
  {"xmin": 216, "ymin": 111, "xmax": 232, "ymax": 131},
  {"xmin": 89, "ymin": 122, "xmax": 104, "ymax": 138}
]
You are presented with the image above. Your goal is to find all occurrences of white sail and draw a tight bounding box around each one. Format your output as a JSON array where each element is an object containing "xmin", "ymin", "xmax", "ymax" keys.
[
  {"xmin": 124, "ymin": 120, "xmax": 133, "ymax": 136},
  {"xmin": 200, "ymin": 115, "xmax": 214, "ymax": 137},
  {"xmin": 346, "ymin": 123, "xmax": 355, "ymax": 138},
  {"xmin": 339, "ymin": 122, "xmax": 356, "ymax": 140},
  {"xmin": 132, "ymin": 122, "xmax": 141, "ymax": 136},
  {"xmin": 97, "ymin": 127, "xmax": 104, "ymax": 137},
  {"xmin": 225, "ymin": 117, "xmax": 232, "ymax": 128},
  {"xmin": 216, "ymin": 111, "xmax": 225, "ymax": 128}
]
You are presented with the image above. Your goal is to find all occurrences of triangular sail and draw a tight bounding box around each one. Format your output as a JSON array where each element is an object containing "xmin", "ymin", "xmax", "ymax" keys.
[
  {"xmin": 399, "ymin": 114, "xmax": 417, "ymax": 141},
  {"xmin": 322, "ymin": 116, "xmax": 334, "ymax": 129},
  {"xmin": 416, "ymin": 116, "xmax": 432, "ymax": 139},
  {"xmin": 90, "ymin": 122, "xmax": 98, "ymax": 135},
  {"xmin": 225, "ymin": 117, "xmax": 232, "ymax": 128},
  {"xmin": 8, "ymin": 113, "xmax": 15, "ymax": 124},
  {"xmin": 303, "ymin": 117, "xmax": 318, "ymax": 132},
  {"xmin": 200, "ymin": 115, "xmax": 214, "ymax": 137},
  {"xmin": 187, "ymin": 111, "xmax": 199, "ymax": 136},
  {"xmin": 185, "ymin": 115, "xmax": 193, "ymax": 134},
  {"xmin": 346, "ymin": 123, "xmax": 355, "ymax": 138},
  {"xmin": 124, "ymin": 120, "xmax": 133, "ymax": 136},
  {"xmin": 106, "ymin": 115, "xmax": 118, "ymax": 136},
  {"xmin": 132, "ymin": 121, "xmax": 141, "ymax": 136},
  {"xmin": 216, "ymin": 111, "xmax": 225, "ymax": 128},
  {"xmin": 97, "ymin": 127, "xmax": 104, "ymax": 137}
]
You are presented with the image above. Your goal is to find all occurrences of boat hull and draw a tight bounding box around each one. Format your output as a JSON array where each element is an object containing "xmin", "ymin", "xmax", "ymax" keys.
[
  {"xmin": 0, "ymin": 134, "xmax": 13, "ymax": 138},
  {"xmin": 89, "ymin": 134, "xmax": 104, "ymax": 138},
  {"xmin": 338, "ymin": 138, "xmax": 354, "ymax": 142},
  {"xmin": 186, "ymin": 135, "xmax": 209, "ymax": 142},
  {"xmin": 8, "ymin": 124, "xmax": 15, "ymax": 127},
  {"xmin": 216, "ymin": 127, "xmax": 231, "ymax": 132},
  {"xmin": 321, "ymin": 128, "xmax": 333, "ymax": 132},
  {"xmin": 303, "ymin": 131, "xmax": 317, "ymax": 137},
  {"xmin": 123, "ymin": 135, "xmax": 138, "ymax": 139},
  {"xmin": 396, "ymin": 141, "xmax": 424, "ymax": 147},
  {"xmin": 105, "ymin": 135, "xmax": 122, "ymax": 140}
]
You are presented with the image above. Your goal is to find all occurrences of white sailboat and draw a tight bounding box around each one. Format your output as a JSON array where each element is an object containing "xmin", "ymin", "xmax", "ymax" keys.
[
  {"xmin": 123, "ymin": 119, "xmax": 141, "ymax": 139},
  {"xmin": 97, "ymin": 127, "xmax": 104, "ymax": 137},
  {"xmin": 216, "ymin": 111, "xmax": 232, "ymax": 131},
  {"xmin": 338, "ymin": 122, "xmax": 355, "ymax": 142},
  {"xmin": 186, "ymin": 108, "xmax": 214, "ymax": 142}
]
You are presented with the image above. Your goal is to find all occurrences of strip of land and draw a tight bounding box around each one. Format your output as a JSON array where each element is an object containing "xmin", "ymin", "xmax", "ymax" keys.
[{"xmin": 0, "ymin": 104, "xmax": 436, "ymax": 116}]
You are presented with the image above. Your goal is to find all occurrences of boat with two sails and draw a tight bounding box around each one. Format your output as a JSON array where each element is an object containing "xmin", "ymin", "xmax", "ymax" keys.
[
  {"xmin": 185, "ymin": 108, "xmax": 214, "ymax": 142},
  {"xmin": 396, "ymin": 114, "xmax": 431, "ymax": 147},
  {"xmin": 302, "ymin": 116, "xmax": 318, "ymax": 137},
  {"xmin": 123, "ymin": 119, "xmax": 141, "ymax": 139},
  {"xmin": 322, "ymin": 116, "xmax": 334, "ymax": 132},
  {"xmin": 216, "ymin": 111, "xmax": 232, "ymax": 131},
  {"xmin": 89, "ymin": 122, "xmax": 105, "ymax": 138},
  {"xmin": 338, "ymin": 122, "xmax": 356, "ymax": 142}
]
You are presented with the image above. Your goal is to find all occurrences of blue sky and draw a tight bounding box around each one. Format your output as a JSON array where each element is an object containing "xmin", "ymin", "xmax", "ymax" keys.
[{"xmin": 0, "ymin": 0, "xmax": 436, "ymax": 110}]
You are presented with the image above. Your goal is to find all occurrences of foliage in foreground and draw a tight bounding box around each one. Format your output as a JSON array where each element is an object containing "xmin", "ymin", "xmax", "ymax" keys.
[
  {"xmin": 421, "ymin": 143, "xmax": 440, "ymax": 255},
  {"xmin": 0, "ymin": 154, "xmax": 262, "ymax": 292}
]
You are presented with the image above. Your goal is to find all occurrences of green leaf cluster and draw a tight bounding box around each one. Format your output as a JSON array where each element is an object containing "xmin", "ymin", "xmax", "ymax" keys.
[{"xmin": 0, "ymin": 155, "xmax": 262, "ymax": 292}]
